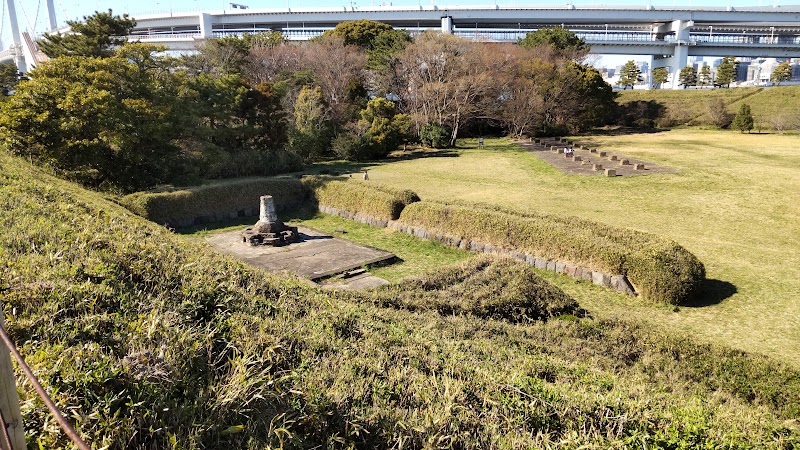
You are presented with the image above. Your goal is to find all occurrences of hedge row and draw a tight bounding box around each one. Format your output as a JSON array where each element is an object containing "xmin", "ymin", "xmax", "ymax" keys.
[
  {"xmin": 397, "ymin": 201, "xmax": 705, "ymax": 305},
  {"xmin": 120, "ymin": 177, "xmax": 310, "ymax": 227},
  {"xmin": 359, "ymin": 256, "xmax": 582, "ymax": 323},
  {"xmin": 305, "ymin": 177, "xmax": 419, "ymax": 221}
]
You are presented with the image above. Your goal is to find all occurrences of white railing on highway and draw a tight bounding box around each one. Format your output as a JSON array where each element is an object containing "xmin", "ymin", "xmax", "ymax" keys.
[{"xmin": 124, "ymin": 27, "xmax": 800, "ymax": 46}]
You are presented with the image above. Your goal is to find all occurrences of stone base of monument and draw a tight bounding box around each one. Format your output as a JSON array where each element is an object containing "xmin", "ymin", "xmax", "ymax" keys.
[{"xmin": 241, "ymin": 195, "xmax": 299, "ymax": 246}]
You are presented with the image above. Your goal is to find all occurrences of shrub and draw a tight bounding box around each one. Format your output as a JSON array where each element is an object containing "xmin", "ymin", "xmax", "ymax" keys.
[
  {"xmin": 419, "ymin": 122, "xmax": 452, "ymax": 148},
  {"xmin": 120, "ymin": 177, "xmax": 310, "ymax": 227},
  {"xmin": 358, "ymin": 256, "xmax": 582, "ymax": 323},
  {"xmin": 304, "ymin": 176, "xmax": 418, "ymax": 220},
  {"xmin": 398, "ymin": 201, "xmax": 705, "ymax": 305}
]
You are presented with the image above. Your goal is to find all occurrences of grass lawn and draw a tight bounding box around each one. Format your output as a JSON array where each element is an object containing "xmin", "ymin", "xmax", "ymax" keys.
[{"xmin": 312, "ymin": 130, "xmax": 800, "ymax": 366}]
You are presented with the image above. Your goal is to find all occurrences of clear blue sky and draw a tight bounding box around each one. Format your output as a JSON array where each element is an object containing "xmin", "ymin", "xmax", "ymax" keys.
[{"xmin": 2, "ymin": 0, "xmax": 768, "ymax": 67}]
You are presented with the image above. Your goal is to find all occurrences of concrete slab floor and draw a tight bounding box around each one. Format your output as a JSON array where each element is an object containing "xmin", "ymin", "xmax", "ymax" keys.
[{"xmin": 205, "ymin": 225, "xmax": 396, "ymax": 281}]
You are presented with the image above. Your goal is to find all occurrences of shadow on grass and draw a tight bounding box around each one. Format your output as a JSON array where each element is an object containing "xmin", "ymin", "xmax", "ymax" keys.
[
  {"xmin": 683, "ymin": 279, "xmax": 738, "ymax": 308},
  {"xmin": 580, "ymin": 127, "xmax": 670, "ymax": 137}
]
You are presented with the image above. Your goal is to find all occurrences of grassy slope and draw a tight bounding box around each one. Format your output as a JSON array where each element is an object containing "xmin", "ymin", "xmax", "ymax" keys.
[
  {"xmin": 341, "ymin": 133, "xmax": 800, "ymax": 366},
  {"xmin": 617, "ymin": 85, "xmax": 800, "ymax": 126},
  {"xmin": 2, "ymin": 151, "xmax": 800, "ymax": 447}
]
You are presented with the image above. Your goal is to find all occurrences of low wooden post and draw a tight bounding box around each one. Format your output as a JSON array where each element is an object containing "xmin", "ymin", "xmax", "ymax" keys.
[{"xmin": 0, "ymin": 304, "xmax": 25, "ymax": 450}]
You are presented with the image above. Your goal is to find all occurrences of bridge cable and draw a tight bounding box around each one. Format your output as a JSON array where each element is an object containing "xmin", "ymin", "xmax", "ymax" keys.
[{"xmin": 0, "ymin": 322, "xmax": 91, "ymax": 450}]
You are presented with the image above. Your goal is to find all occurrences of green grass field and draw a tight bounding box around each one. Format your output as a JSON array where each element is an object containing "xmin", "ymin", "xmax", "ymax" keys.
[
  {"xmin": 4, "ymin": 139, "xmax": 800, "ymax": 447},
  {"xmin": 311, "ymin": 131, "xmax": 800, "ymax": 366},
  {"xmin": 617, "ymin": 85, "xmax": 800, "ymax": 127}
]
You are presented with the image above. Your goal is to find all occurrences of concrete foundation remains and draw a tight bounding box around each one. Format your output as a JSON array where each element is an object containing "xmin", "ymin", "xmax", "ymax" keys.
[{"xmin": 241, "ymin": 195, "xmax": 299, "ymax": 246}]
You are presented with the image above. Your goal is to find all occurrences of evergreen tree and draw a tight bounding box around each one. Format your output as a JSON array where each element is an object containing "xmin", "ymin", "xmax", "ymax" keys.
[
  {"xmin": 39, "ymin": 9, "xmax": 136, "ymax": 58},
  {"xmin": 732, "ymin": 103, "xmax": 754, "ymax": 133},
  {"xmin": 678, "ymin": 66, "xmax": 697, "ymax": 89},
  {"xmin": 518, "ymin": 28, "xmax": 589, "ymax": 59},
  {"xmin": 698, "ymin": 65, "xmax": 712, "ymax": 87},
  {"xmin": 652, "ymin": 67, "xmax": 669, "ymax": 89},
  {"xmin": 771, "ymin": 61, "xmax": 792, "ymax": 85},
  {"xmin": 616, "ymin": 60, "xmax": 642, "ymax": 90},
  {"xmin": 714, "ymin": 57, "xmax": 738, "ymax": 88},
  {"xmin": 0, "ymin": 64, "xmax": 19, "ymax": 96}
]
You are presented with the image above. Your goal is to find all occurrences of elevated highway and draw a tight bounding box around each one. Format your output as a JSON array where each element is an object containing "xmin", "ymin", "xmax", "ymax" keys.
[{"xmin": 5, "ymin": 3, "xmax": 800, "ymax": 88}]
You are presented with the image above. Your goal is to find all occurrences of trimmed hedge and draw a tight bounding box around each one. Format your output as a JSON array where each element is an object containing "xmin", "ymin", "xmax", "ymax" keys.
[
  {"xmin": 359, "ymin": 256, "xmax": 581, "ymax": 323},
  {"xmin": 120, "ymin": 177, "xmax": 310, "ymax": 227},
  {"xmin": 398, "ymin": 201, "xmax": 705, "ymax": 305},
  {"xmin": 305, "ymin": 177, "xmax": 419, "ymax": 221}
]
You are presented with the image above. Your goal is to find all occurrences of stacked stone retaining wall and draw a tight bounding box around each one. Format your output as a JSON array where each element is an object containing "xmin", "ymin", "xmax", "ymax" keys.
[{"xmin": 318, "ymin": 204, "xmax": 636, "ymax": 296}]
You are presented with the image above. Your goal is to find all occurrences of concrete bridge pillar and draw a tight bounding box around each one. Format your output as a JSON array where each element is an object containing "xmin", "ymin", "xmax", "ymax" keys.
[
  {"xmin": 199, "ymin": 13, "xmax": 214, "ymax": 39},
  {"xmin": 46, "ymin": 0, "xmax": 57, "ymax": 31},
  {"xmin": 5, "ymin": 0, "xmax": 26, "ymax": 73},
  {"xmin": 653, "ymin": 19, "xmax": 691, "ymax": 89},
  {"xmin": 441, "ymin": 16, "xmax": 453, "ymax": 34}
]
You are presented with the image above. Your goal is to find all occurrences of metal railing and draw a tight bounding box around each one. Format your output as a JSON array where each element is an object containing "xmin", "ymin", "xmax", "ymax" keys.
[{"xmin": 123, "ymin": 26, "xmax": 800, "ymax": 46}]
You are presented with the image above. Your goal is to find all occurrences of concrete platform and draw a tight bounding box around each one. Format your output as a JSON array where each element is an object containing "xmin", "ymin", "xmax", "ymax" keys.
[{"xmin": 205, "ymin": 226, "xmax": 396, "ymax": 280}]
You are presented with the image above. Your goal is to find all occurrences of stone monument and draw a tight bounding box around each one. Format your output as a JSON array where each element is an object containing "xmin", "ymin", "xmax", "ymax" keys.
[{"xmin": 241, "ymin": 196, "xmax": 299, "ymax": 246}]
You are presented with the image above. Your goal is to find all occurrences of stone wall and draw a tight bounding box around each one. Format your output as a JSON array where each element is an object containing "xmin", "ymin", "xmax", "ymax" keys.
[{"xmin": 318, "ymin": 204, "xmax": 636, "ymax": 296}]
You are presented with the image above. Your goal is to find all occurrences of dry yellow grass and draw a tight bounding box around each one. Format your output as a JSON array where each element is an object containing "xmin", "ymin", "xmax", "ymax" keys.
[{"xmin": 355, "ymin": 131, "xmax": 800, "ymax": 365}]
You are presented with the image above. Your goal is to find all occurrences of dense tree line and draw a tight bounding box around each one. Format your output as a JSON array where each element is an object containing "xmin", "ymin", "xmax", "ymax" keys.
[{"xmin": 0, "ymin": 12, "xmax": 616, "ymax": 192}]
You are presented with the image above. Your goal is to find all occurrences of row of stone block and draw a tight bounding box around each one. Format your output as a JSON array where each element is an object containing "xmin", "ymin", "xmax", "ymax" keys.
[
  {"xmin": 328, "ymin": 212, "xmax": 638, "ymax": 296},
  {"xmin": 318, "ymin": 205, "xmax": 390, "ymax": 228}
]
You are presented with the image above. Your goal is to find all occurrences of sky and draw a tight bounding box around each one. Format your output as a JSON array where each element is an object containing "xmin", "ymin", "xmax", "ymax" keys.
[{"xmin": 1, "ymin": 0, "xmax": 774, "ymax": 68}]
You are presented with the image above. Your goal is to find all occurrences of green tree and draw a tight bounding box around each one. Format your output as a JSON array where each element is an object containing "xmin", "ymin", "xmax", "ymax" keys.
[
  {"xmin": 732, "ymin": 103, "xmax": 754, "ymax": 133},
  {"xmin": 698, "ymin": 65, "xmax": 712, "ymax": 87},
  {"xmin": 616, "ymin": 60, "xmax": 642, "ymax": 90},
  {"xmin": 652, "ymin": 67, "xmax": 669, "ymax": 89},
  {"xmin": 678, "ymin": 66, "xmax": 697, "ymax": 89},
  {"xmin": 288, "ymin": 85, "xmax": 331, "ymax": 161},
  {"xmin": 518, "ymin": 28, "xmax": 589, "ymax": 59},
  {"xmin": 39, "ymin": 9, "xmax": 136, "ymax": 58},
  {"xmin": 714, "ymin": 56, "xmax": 738, "ymax": 88},
  {"xmin": 333, "ymin": 97, "xmax": 411, "ymax": 160},
  {"xmin": 771, "ymin": 61, "xmax": 792, "ymax": 85},
  {"xmin": 0, "ymin": 47, "xmax": 185, "ymax": 191},
  {"xmin": 323, "ymin": 20, "xmax": 394, "ymax": 50},
  {"xmin": 0, "ymin": 64, "xmax": 19, "ymax": 96}
]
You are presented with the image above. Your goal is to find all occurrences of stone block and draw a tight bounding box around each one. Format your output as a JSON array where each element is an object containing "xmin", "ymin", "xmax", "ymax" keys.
[
  {"xmin": 573, "ymin": 156, "xmax": 582, "ymax": 162},
  {"xmin": 599, "ymin": 151, "xmax": 607, "ymax": 157},
  {"xmin": 555, "ymin": 262, "xmax": 566, "ymax": 273},
  {"xmin": 593, "ymin": 164, "xmax": 604, "ymax": 171},
  {"xmin": 620, "ymin": 159, "xmax": 630, "ymax": 165},
  {"xmin": 592, "ymin": 271, "xmax": 611, "ymax": 287},
  {"xmin": 564, "ymin": 263, "xmax": 577, "ymax": 277},
  {"xmin": 414, "ymin": 228, "xmax": 427, "ymax": 238},
  {"xmin": 459, "ymin": 240, "xmax": 470, "ymax": 250},
  {"xmin": 609, "ymin": 155, "xmax": 618, "ymax": 161},
  {"xmin": 483, "ymin": 244, "xmax": 495, "ymax": 254},
  {"xmin": 470, "ymin": 241, "xmax": 484, "ymax": 252},
  {"xmin": 590, "ymin": 148, "xmax": 597, "ymax": 153},
  {"xmin": 546, "ymin": 260, "xmax": 556, "ymax": 271},
  {"xmin": 535, "ymin": 257, "xmax": 547, "ymax": 269},
  {"xmin": 635, "ymin": 163, "xmax": 645, "ymax": 170},
  {"xmin": 574, "ymin": 267, "xmax": 583, "ymax": 278},
  {"xmin": 611, "ymin": 275, "xmax": 635, "ymax": 295},
  {"xmin": 582, "ymin": 270, "xmax": 593, "ymax": 281},
  {"xmin": 525, "ymin": 255, "xmax": 536, "ymax": 265},
  {"xmin": 605, "ymin": 169, "xmax": 617, "ymax": 177},
  {"xmin": 512, "ymin": 251, "xmax": 526, "ymax": 261}
]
